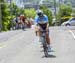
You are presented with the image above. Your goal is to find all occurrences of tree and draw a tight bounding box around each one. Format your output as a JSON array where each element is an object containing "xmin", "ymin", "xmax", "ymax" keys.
[
  {"xmin": 8, "ymin": 3, "xmax": 21, "ymax": 17},
  {"xmin": 56, "ymin": 4, "xmax": 72, "ymax": 25},
  {"xmin": 11, "ymin": 3, "xmax": 20, "ymax": 16},
  {"xmin": 1, "ymin": 0, "xmax": 10, "ymax": 31},
  {"xmin": 24, "ymin": 8, "xmax": 36, "ymax": 18},
  {"xmin": 40, "ymin": 5, "xmax": 53, "ymax": 26}
]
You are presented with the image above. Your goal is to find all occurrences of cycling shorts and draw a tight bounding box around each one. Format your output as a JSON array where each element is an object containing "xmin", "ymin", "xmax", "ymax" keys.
[{"xmin": 37, "ymin": 23, "xmax": 47, "ymax": 30}]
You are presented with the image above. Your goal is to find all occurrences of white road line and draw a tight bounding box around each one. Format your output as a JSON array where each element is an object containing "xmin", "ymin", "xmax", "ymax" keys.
[{"xmin": 69, "ymin": 30, "xmax": 75, "ymax": 39}]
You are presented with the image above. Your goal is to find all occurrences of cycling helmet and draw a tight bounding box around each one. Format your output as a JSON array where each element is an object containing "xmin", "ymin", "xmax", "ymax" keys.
[{"xmin": 36, "ymin": 9, "xmax": 43, "ymax": 17}]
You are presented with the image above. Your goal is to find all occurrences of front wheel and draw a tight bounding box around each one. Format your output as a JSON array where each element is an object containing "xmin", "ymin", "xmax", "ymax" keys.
[
  {"xmin": 42, "ymin": 38, "xmax": 48, "ymax": 57},
  {"xmin": 44, "ymin": 47, "xmax": 48, "ymax": 57}
]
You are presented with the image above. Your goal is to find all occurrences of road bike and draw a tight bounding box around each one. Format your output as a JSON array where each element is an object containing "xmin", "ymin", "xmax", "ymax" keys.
[{"xmin": 40, "ymin": 29, "xmax": 48, "ymax": 57}]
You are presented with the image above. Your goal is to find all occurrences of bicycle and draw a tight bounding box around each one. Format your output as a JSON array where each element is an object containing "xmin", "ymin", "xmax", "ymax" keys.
[{"xmin": 40, "ymin": 29, "xmax": 48, "ymax": 57}]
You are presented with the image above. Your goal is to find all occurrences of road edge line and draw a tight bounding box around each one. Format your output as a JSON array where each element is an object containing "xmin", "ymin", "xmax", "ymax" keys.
[{"xmin": 69, "ymin": 30, "xmax": 75, "ymax": 39}]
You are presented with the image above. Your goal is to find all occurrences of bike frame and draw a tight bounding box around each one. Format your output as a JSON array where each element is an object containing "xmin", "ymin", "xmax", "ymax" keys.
[{"xmin": 40, "ymin": 30, "xmax": 48, "ymax": 57}]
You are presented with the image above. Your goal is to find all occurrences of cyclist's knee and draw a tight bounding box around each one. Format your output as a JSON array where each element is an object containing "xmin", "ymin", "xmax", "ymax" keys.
[
  {"xmin": 46, "ymin": 31, "xmax": 49, "ymax": 35},
  {"xmin": 36, "ymin": 26, "xmax": 40, "ymax": 31}
]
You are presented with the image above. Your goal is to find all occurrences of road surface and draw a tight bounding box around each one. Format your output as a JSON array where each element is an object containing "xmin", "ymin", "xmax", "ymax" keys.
[{"xmin": 0, "ymin": 26, "xmax": 75, "ymax": 63}]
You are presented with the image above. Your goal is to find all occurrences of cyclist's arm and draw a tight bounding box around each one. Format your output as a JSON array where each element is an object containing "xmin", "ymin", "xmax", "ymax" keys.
[
  {"xmin": 44, "ymin": 15, "xmax": 49, "ymax": 28},
  {"xmin": 34, "ymin": 16, "xmax": 39, "ymax": 31},
  {"xmin": 47, "ymin": 22, "xmax": 49, "ymax": 28},
  {"xmin": 34, "ymin": 16, "xmax": 39, "ymax": 25}
]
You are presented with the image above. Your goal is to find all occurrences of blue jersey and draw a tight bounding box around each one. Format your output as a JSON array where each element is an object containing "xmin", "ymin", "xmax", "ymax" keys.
[{"xmin": 34, "ymin": 15, "xmax": 48, "ymax": 24}]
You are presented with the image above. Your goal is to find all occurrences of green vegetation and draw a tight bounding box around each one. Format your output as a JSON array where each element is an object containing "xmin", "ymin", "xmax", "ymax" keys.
[
  {"xmin": 0, "ymin": 0, "xmax": 74, "ymax": 32},
  {"xmin": 24, "ymin": 8, "xmax": 36, "ymax": 18},
  {"xmin": 11, "ymin": 3, "xmax": 20, "ymax": 16},
  {"xmin": 0, "ymin": 1, "xmax": 21, "ymax": 31},
  {"xmin": 1, "ymin": 0, "xmax": 10, "ymax": 31},
  {"xmin": 56, "ymin": 4, "xmax": 72, "ymax": 25}
]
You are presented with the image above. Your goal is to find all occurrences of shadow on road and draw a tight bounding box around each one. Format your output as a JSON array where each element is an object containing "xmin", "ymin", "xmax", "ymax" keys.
[
  {"xmin": 40, "ymin": 50, "xmax": 55, "ymax": 52},
  {"xmin": 42, "ymin": 54, "xmax": 56, "ymax": 58},
  {"xmin": 40, "ymin": 49, "xmax": 56, "ymax": 58}
]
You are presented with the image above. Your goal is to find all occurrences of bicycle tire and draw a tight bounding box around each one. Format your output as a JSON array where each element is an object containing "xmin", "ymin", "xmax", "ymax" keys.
[{"xmin": 41, "ymin": 36, "xmax": 48, "ymax": 57}]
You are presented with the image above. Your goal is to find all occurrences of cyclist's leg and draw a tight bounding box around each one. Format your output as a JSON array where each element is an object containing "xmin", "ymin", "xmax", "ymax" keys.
[
  {"xmin": 46, "ymin": 30, "xmax": 50, "ymax": 45},
  {"xmin": 23, "ymin": 21, "xmax": 26, "ymax": 28},
  {"xmin": 35, "ymin": 25, "xmax": 42, "ymax": 38},
  {"xmin": 45, "ymin": 29, "xmax": 51, "ymax": 51},
  {"xmin": 35, "ymin": 25, "xmax": 38, "ymax": 36},
  {"xmin": 35, "ymin": 25, "xmax": 41, "ymax": 37},
  {"xmin": 22, "ymin": 21, "xmax": 25, "ymax": 29},
  {"xmin": 34, "ymin": 25, "xmax": 37, "ymax": 36},
  {"xmin": 21, "ymin": 20, "xmax": 24, "ymax": 29},
  {"xmin": 16, "ymin": 22, "xmax": 19, "ymax": 29}
]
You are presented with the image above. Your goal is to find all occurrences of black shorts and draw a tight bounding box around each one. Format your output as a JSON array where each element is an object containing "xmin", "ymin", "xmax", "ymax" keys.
[
  {"xmin": 16, "ymin": 21, "xmax": 18, "ymax": 23},
  {"xmin": 38, "ymin": 23, "xmax": 47, "ymax": 30}
]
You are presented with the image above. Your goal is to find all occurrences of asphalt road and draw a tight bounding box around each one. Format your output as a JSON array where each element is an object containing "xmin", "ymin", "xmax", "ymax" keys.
[{"xmin": 0, "ymin": 26, "xmax": 75, "ymax": 63}]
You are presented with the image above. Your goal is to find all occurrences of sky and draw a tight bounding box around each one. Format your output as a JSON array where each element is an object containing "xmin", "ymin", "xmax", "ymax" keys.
[
  {"xmin": 15, "ymin": 0, "xmax": 23, "ymax": 7},
  {"xmin": 15, "ymin": 0, "xmax": 65, "ymax": 7}
]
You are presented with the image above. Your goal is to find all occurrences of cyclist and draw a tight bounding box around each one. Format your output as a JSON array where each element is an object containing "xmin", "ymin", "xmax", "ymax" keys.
[
  {"xmin": 34, "ymin": 9, "xmax": 51, "ymax": 52},
  {"xmin": 14, "ymin": 15, "xmax": 20, "ymax": 29},
  {"xmin": 20, "ymin": 14, "xmax": 26, "ymax": 29}
]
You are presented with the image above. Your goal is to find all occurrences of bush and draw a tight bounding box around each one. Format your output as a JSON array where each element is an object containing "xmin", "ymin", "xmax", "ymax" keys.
[
  {"xmin": 1, "ymin": 1, "xmax": 10, "ymax": 31},
  {"xmin": 56, "ymin": 4, "xmax": 72, "ymax": 25},
  {"xmin": 24, "ymin": 8, "xmax": 36, "ymax": 18}
]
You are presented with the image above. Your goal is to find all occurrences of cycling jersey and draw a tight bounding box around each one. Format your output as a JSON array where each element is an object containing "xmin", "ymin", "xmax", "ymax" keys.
[
  {"xmin": 34, "ymin": 15, "xmax": 48, "ymax": 24},
  {"xmin": 20, "ymin": 16, "xmax": 26, "ymax": 22}
]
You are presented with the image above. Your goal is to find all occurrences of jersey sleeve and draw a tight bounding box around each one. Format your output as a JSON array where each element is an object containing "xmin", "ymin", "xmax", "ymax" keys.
[
  {"xmin": 45, "ymin": 15, "xmax": 48, "ymax": 22},
  {"xmin": 34, "ymin": 16, "xmax": 38, "ymax": 24}
]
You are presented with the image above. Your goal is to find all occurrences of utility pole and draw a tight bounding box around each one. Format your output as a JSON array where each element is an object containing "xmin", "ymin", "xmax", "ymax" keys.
[
  {"xmin": 59, "ymin": 0, "xmax": 61, "ymax": 25},
  {"xmin": 10, "ymin": 0, "xmax": 12, "ymax": 15},
  {"xmin": 22, "ymin": 0, "xmax": 24, "ymax": 9},
  {"xmin": 54, "ymin": 0, "xmax": 56, "ymax": 16},
  {"xmin": 9, "ymin": 0, "xmax": 13, "ymax": 30},
  {"xmin": 0, "ymin": 2, "xmax": 2, "ymax": 31},
  {"xmin": 0, "ymin": 2, "xmax": 3, "ymax": 31},
  {"xmin": 53, "ymin": 0, "xmax": 57, "ymax": 25}
]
